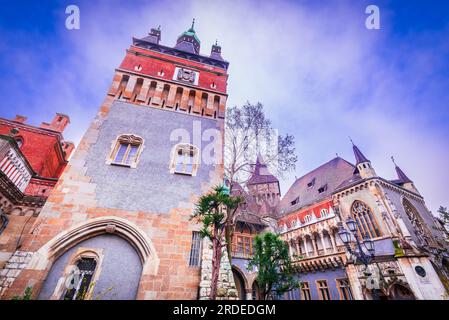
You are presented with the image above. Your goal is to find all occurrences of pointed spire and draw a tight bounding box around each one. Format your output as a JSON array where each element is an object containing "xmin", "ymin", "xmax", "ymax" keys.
[
  {"xmin": 247, "ymin": 154, "xmax": 278, "ymax": 185},
  {"xmin": 391, "ymin": 156, "xmax": 413, "ymax": 183},
  {"xmin": 175, "ymin": 19, "xmax": 201, "ymax": 54},
  {"xmin": 350, "ymin": 137, "xmax": 369, "ymax": 164}
]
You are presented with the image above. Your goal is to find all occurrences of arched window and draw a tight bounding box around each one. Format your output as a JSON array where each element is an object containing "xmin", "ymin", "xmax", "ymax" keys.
[
  {"xmin": 304, "ymin": 215, "xmax": 312, "ymax": 223},
  {"xmin": 107, "ymin": 134, "xmax": 144, "ymax": 168},
  {"xmin": 63, "ymin": 256, "xmax": 98, "ymax": 300},
  {"xmin": 170, "ymin": 144, "xmax": 199, "ymax": 176},
  {"xmin": 351, "ymin": 201, "xmax": 381, "ymax": 238},
  {"xmin": 402, "ymin": 198, "xmax": 429, "ymax": 245},
  {"xmin": 320, "ymin": 208, "xmax": 329, "ymax": 218},
  {"xmin": 0, "ymin": 212, "xmax": 9, "ymax": 235},
  {"xmin": 15, "ymin": 137, "xmax": 23, "ymax": 148}
]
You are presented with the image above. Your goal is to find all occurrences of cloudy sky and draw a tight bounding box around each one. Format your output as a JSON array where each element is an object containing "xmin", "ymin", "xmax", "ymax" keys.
[{"xmin": 0, "ymin": 0, "xmax": 448, "ymax": 214}]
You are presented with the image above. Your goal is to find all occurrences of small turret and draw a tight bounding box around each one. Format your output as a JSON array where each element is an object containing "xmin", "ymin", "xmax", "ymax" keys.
[
  {"xmin": 210, "ymin": 40, "xmax": 223, "ymax": 61},
  {"xmin": 391, "ymin": 156, "xmax": 420, "ymax": 194},
  {"xmin": 351, "ymin": 138, "xmax": 376, "ymax": 179},
  {"xmin": 142, "ymin": 25, "xmax": 161, "ymax": 44}
]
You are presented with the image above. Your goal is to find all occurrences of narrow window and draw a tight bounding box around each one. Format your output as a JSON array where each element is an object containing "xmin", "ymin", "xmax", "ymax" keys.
[
  {"xmin": 320, "ymin": 208, "xmax": 329, "ymax": 218},
  {"xmin": 304, "ymin": 215, "xmax": 312, "ymax": 223},
  {"xmin": 189, "ymin": 231, "xmax": 202, "ymax": 267},
  {"xmin": 317, "ymin": 280, "xmax": 331, "ymax": 300},
  {"xmin": 337, "ymin": 279, "xmax": 353, "ymax": 300},
  {"xmin": 63, "ymin": 257, "xmax": 97, "ymax": 300},
  {"xmin": 301, "ymin": 282, "xmax": 311, "ymax": 300},
  {"xmin": 0, "ymin": 213, "xmax": 9, "ymax": 235},
  {"xmin": 108, "ymin": 134, "xmax": 143, "ymax": 168},
  {"xmin": 171, "ymin": 144, "xmax": 199, "ymax": 176}
]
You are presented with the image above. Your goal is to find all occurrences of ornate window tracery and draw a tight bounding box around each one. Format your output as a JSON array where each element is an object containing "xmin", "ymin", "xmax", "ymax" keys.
[
  {"xmin": 351, "ymin": 201, "xmax": 381, "ymax": 239},
  {"xmin": 402, "ymin": 198, "xmax": 429, "ymax": 246}
]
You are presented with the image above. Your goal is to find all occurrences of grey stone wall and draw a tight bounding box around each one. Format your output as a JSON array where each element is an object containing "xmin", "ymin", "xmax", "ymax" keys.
[{"xmin": 85, "ymin": 101, "xmax": 221, "ymax": 213}]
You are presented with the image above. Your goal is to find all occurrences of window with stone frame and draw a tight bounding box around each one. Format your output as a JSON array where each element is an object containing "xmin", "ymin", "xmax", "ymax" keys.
[
  {"xmin": 107, "ymin": 134, "xmax": 144, "ymax": 168},
  {"xmin": 317, "ymin": 280, "xmax": 331, "ymax": 300},
  {"xmin": 63, "ymin": 257, "xmax": 98, "ymax": 300},
  {"xmin": 351, "ymin": 200, "xmax": 381, "ymax": 239},
  {"xmin": 301, "ymin": 281, "xmax": 311, "ymax": 300},
  {"xmin": 188, "ymin": 231, "xmax": 202, "ymax": 267},
  {"xmin": 336, "ymin": 278, "xmax": 353, "ymax": 300},
  {"xmin": 402, "ymin": 198, "xmax": 430, "ymax": 246},
  {"xmin": 170, "ymin": 143, "xmax": 199, "ymax": 176}
]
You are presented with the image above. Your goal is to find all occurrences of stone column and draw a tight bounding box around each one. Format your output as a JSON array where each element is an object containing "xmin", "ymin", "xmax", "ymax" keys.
[
  {"xmin": 295, "ymin": 239, "xmax": 301, "ymax": 257},
  {"xmin": 312, "ymin": 236, "xmax": 318, "ymax": 257},
  {"xmin": 329, "ymin": 231, "xmax": 337, "ymax": 253},
  {"xmin": 320, "ymin": 232, "xmax": 327, "ymax": 255}
]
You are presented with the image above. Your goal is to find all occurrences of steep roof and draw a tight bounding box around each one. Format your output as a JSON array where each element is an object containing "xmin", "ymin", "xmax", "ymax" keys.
[
  {"xmin": 395, "ymin": 164, "xmax": 413, "ymax": 184},
  {"xmin": 352, "ymin": 143, "xmax": 369, "ymax": 164},
  {"xmin": 247, "ymin": 155, "xmax": 279, "ymax": 185},
  {"xmin": 279, "ymin": 157, "xmax": 356, "ymax": 216}
]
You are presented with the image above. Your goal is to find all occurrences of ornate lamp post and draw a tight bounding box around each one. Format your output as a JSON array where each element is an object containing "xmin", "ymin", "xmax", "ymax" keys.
[
  {"xmin": 338, "ymin": 217, "xmax": 375, "ymax": 267},
  {"xmin": 338, "ymin": 217, "xmax": 385, "ymax": 299}
]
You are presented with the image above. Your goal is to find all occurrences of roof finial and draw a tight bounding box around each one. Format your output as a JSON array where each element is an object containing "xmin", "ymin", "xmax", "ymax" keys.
[
  {"xmin": 391, "ymin": 155, "xmax": 396, "ymax": 165},
  {"xmin": 191, "ymin": 18, "xmax": 195, "ymax": 30},
  {"xmin": 157, "ymin": 25, "xmax": 161, "ymax": 31},
  {"xmin": 349, "ymin": 136, "xmax": 354, "ymax": 146},
  {"xmin": 215, "ymin": 39, "xmax": 218, "ymax": 46}
]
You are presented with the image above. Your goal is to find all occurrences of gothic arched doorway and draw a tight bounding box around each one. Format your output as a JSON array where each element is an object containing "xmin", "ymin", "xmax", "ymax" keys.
[
  {"xmin": 232, "ymin": 268, "xmax": 247, "ymax": 300},
  {"xmin": 389, "ymin": 284, "xmax": 416, "ymax": 300},
  {"xmin": 38, "ymin": 234, "xmax": 143, "ymax": 300}
]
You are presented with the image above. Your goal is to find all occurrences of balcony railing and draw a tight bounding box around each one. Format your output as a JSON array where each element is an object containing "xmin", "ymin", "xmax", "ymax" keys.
[{"xmin": 0, "ymin": 137, "xmax": 33, "ymax": 192}]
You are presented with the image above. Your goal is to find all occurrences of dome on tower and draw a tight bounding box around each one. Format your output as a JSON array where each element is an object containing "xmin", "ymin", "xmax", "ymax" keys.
[{"xmin": 175, "ymin": 19, "xmax": 201, "ymax": 55}]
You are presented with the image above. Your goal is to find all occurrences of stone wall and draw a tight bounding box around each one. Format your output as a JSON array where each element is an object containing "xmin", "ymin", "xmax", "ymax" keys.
[
  {"xmin": 0, "ymin": 251, "xmax": 32, "ymax": 297},
  {"xmin": 199, "ymin": 237, "xmax": 238, "ymax": 300}
]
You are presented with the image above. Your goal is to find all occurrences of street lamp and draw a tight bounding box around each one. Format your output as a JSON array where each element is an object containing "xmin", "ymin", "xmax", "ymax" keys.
[{"xmin": 338, "ymin": 218, "xmax": 375, "ymax": 267}]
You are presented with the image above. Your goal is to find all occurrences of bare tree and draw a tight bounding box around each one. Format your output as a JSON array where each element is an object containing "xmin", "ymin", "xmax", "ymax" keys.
[{"xmin": 223, "ymin": 101, "xmax": 297, "ymax": 261}]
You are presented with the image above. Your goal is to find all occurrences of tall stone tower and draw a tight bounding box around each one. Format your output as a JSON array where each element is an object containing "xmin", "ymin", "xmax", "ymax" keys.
[{"xmin": 1, "ymin": 22, "xmax": 229, "ymax": 300}]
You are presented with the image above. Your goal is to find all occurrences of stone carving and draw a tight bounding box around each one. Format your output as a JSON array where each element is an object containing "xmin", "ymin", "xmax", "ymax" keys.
[{"xmin": 177, "ymin": 68, "xmax": 196, "ymax": 83}]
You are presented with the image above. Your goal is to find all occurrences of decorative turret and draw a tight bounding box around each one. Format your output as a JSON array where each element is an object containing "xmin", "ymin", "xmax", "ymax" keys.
[
  {"xmin": 175, "ymin": 19, "xmax": 201, "ymax": 55},
  {"xmin": 210, "ymin": 40, "xmax": 223, "ymax": 61},
  {"xmin": 247, "ymin": 154, "xmax": 280, "ymax": 208},
  {"xmin": 391, "ymin": 156, "xmax": 420, "ymax": 194},
  {"xmin": 142, "ymin": 25, "xmax": 161, "ymax": 44},
  {"xmin": 351, "ymin": 138, "xmax": 376, "ymax": 179}
]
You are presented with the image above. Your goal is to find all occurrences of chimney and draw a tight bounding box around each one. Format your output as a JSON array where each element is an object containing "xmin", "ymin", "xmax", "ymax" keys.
[
  {"xmin": 13, "ymin": 115, "xmax": 27, "ymax": 123},
  {"xmin": 41, "ymin": 113, "xmax": 70, "ymax": 133}
]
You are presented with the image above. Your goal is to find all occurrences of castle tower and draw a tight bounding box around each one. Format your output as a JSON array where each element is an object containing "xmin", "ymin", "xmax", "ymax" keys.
[
  {"xmin": 351, "ymin": 140, "xmax": 376, "ymax": 179},
  {"xmin": 246, "ymin": 155, "xmax": 280, "ymax": 213},
  {"xmin": 2, "ymin": 23, "xmax": 229, "ymax": 300}
]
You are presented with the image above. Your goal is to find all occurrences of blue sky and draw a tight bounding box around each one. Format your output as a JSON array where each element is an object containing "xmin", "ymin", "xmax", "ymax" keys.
[{"xmin": 0, "ymin": 0, "xmax": 448, "ymax": 214}]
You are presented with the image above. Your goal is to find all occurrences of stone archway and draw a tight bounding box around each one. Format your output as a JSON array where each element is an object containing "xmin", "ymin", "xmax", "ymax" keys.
[
  {"xmin": 232, "ymin": 267, "xmax": 247, "ymax": 300},
  {"xmin": 19, "ymin": 216, "xmax": 159, "ymax": 299},
  {"xmin": 388, "ymin": 283, "xmax": 416, "ymax": 300}
]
